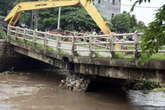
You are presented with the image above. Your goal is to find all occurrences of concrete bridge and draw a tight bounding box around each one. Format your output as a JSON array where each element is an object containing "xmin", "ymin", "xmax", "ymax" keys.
[{"xmin": 1, "ymin": 25, "xmax": 165, "ymax": 86}]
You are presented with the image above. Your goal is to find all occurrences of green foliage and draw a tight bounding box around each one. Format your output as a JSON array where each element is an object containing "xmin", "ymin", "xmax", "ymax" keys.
[
  {"xmin": 59, "ymin": 50, "xmax": 69, "ymax": 55},
  {"xmin": 51, "ymin": 36, "xmax": 57, "ymax": 40},
  {"xmin": 9, "ymin": 36, "xmax": 56, "ymax": 54},
  {"xmin": 0, "ymin": 28, "xmax": 6, "ymax": 39},
  {"xmin": 9, "ymin": 66, "xmax": 15, "ymax": 72},
  {"xmin": 0, "ymin": 0, "xmax": 13, "ymax": 16},
  {"xmin": 150, "ymin": 53, "xmax": 165, "ymax": 60},
  {"xmin": 132, "ymin": 81, "xmax": 160, "ymax": 90},
  {"xmin": 19, "ymin": 12, "xmax": 32, "ymax": 26},
  {"xmin": 140, "ymin": 5, "xmax": 165, "ymax": 64},
  {"xmin": 113, "ymin": 52, "xmax": 134, "ymax": 59},
  {"xmin": 38, "ymin": 6, "xmax": 100, "ymax": 32},
  {"xmin": 36, "ymin": 43, "xmax": 44, "ymax": 49},
  {"xmin": 111, "ymin": 12, "xmax": 146, "ymax": 33},
  {"xmin": 130, "ymin": 15, "xmax": 137, "ymax": 28},
  {"xmin": 113, "ymin": 52, "xmax": 125, "ymax": 58},
  {"xmin": 17, "ymin": 38, "xmax": 24, "ymax": 43},
  {"xmin": 129, "ymin": 24, "xmax": 145, "ymax": 33},
  {"xmin": 94, "ymin": 52, "xmax": 102, "ymax": 58},
  {"xmin": 153, "ymin": 88, "xmax": 165, "ymax": 92},
  {"xmin": 111, "ymin": 12, "xmax": 131, "ymax": 33},
  {"xmin": 13, "ymin": 0, "xmax": 36, "ymax": 26},
  {"xmin": 13, "ymin": 0, "xmax": 36, "ymax": 6},
  {"xmin": 10, "ymin": 36, "xmax": 16, "ymax": 41},
  {"xmin": 0, "ymin": 0, "xmax": 35, "ymax": 16},
  {"xmin": 131, "ymin": 0, "xmax": 151, "ymax": 11},
  {"xmin": 47, "ymin": 46, "xmax": 54, "ymax": 52},
  {"xmin": 27, "ymin": 40, "xmax": 33, "ymax": 46},
  {"xmin": 142, "ymin": 81, "xmax": 158, "ymax": 90}
]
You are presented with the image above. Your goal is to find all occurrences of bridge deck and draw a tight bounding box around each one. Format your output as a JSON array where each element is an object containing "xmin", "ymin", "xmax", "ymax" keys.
[
  {"xmin": 6, "ymin": 25, "xmax": 165, "ymax": 69},
  {"xmin": 5, "ymin": 25, "xmax": 165, "ymax": 85}
]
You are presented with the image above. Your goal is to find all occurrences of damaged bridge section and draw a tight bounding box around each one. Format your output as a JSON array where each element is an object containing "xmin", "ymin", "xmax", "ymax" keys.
[{"xmin": 1, "ymin": 25, "xmax": 165, "ymax": 86}]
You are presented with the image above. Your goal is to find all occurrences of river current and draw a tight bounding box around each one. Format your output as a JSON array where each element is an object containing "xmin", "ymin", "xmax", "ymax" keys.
[{"xmin": 0, "ymin": 71, "xmax": 164, "ymax": 110}]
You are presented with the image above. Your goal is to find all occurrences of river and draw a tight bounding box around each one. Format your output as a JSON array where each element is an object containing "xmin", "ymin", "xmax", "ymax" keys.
[{"xmin": 0, "ymin": 71, "xmax": 164, "ymax": 110}]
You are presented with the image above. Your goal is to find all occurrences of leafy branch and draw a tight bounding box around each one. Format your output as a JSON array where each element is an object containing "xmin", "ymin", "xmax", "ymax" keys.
[
  {"xmin": 131, "ymin": 0, "xmax": 151, "ymax": 11},
  {"xmin": 140, "ymin": 5, "xmax": 165, "ymax": 64}
]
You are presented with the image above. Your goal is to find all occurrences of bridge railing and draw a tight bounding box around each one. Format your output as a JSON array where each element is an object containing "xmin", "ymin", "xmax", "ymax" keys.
[{"xmin": 7, "ymin": 25, "xmax": 165, "ymax": 59}]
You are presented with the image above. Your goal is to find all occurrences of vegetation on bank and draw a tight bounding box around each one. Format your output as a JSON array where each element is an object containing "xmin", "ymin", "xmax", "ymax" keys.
[
  {"xmin": 124, "ymin": 80, "xmax": 165, "ymax": 92},
  {"xmin": 127, "ymin": 80, "xmax": 161, "ymax": 91}
]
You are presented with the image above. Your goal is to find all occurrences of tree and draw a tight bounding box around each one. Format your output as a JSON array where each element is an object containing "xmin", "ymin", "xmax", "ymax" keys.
[
  {"xmin": 131, "ymin": 0, "xmax": 151, "ymax": 11},
  {"xmin": 140, "ymin": 5, "xmax": 165, "ymax": 63},
  {"xmin": 130, "ymin": 15, "xmax": 137, "ymax": 28},
  {"xmin": 137, "ymin": 21, "xmax": 145, "ymax": 29},
  {"xmin": 0, "ymin": 0, "xmax": 14, "ymax": 16},
  {"xmin": 13, "ymin": 0, "xmax": 35, "ymax": 6},
  {"xmin": 0, "ymin": 0, "xmax": 36, "ymax": 16},
  {"xmin": 111, "ymin": 13, "xmax": 131, "ymax": 33},
  {"xmin": 38, "ymin": 6, "xmax": 100, "ymax": 32},
  {"xmin": 111, "ymin": 11, "xmax": 145, "ymax": 33},
  {"xmin": 131, "ymin": 0, "xmax": 165, "ymax": 64}
]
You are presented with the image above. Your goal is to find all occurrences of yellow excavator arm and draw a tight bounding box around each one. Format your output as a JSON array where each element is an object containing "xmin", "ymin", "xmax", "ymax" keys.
[{"xmin": 5, "ymin": 0, "xmax": 111, "ymax": 35}]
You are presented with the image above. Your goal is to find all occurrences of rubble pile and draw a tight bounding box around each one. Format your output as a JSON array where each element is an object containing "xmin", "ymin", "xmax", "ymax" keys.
[{"xmin": 60, "ymin": 74, "xmax": 90, "ymax": 92}]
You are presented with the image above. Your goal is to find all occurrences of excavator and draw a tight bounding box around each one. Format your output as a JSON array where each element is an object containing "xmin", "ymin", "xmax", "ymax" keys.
[{"xmin": 5, "ymin": 0, "xmax": 111, "ymax": 35}]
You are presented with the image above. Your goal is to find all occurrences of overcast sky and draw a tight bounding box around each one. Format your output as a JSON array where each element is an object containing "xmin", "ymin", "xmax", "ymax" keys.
[{"xmin": 121, "ymin": 0, "xmax": 165, "ymax": 25}]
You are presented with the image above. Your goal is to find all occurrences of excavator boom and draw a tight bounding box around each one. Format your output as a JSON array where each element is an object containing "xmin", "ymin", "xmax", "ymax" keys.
[{"xmin": 5, "ymin": 0, "xmax": 111, "ymax": 35}]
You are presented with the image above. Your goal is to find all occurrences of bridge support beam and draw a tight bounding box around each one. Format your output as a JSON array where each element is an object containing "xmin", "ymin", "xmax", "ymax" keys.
[{"xmin": 73, "ymin": 63, "xmax": 165, "ymax": 86}]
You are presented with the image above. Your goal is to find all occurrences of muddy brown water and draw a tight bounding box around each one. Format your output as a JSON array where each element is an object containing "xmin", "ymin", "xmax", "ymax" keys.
[{"xmin": 0, "ymin": 71, "xmax": 164, "ymax": 110}]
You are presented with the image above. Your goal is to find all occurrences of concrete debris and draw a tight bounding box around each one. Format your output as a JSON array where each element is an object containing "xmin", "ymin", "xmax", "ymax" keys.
[{"xmin": 59, "ymin": 74, "xmax": 90, "ymax": 92}]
